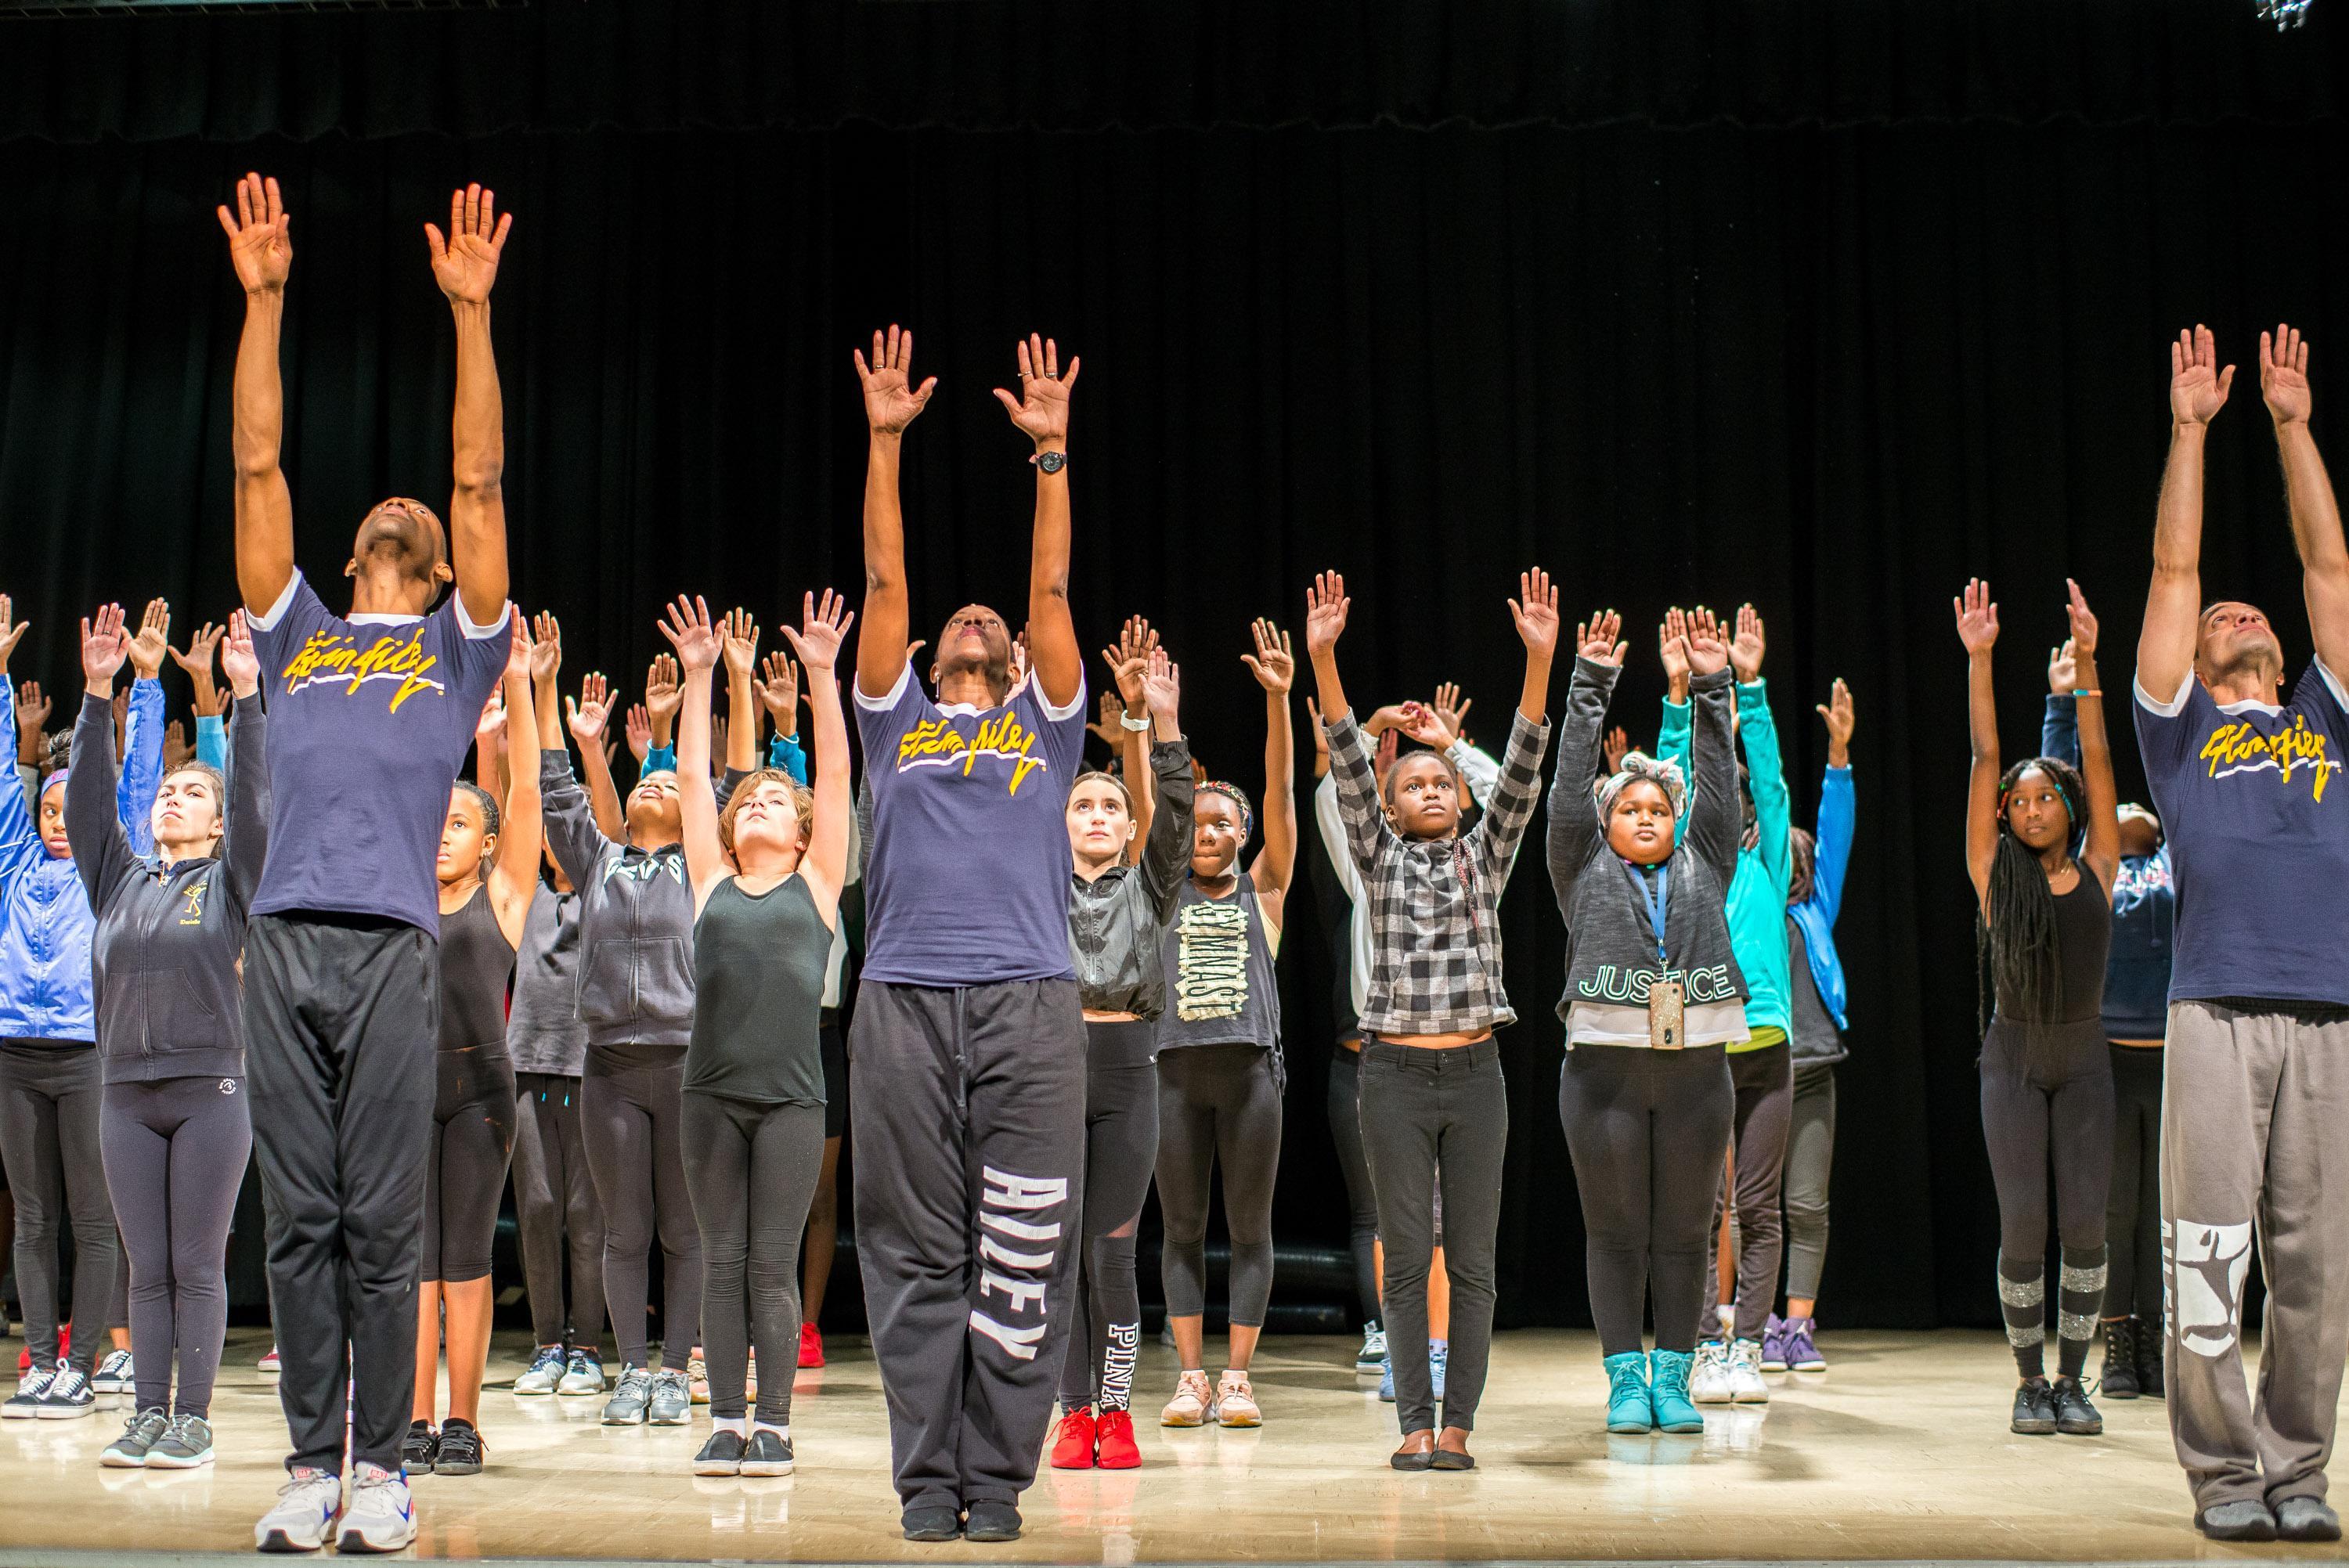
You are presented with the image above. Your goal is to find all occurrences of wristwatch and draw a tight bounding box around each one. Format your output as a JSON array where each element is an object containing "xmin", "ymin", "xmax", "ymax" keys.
[{"xmin": 1035, "ymin": 449, "xmax": 1067, "ymax": 475}]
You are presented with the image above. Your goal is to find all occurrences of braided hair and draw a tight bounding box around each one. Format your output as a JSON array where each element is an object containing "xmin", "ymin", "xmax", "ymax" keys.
[
  {"xmin": 1976, "ymin": 756, "xmax": 2086, "ymax": 1031},
  {"xmin": 1196, "ymin": 780, "xmax": 1254, "ymax": 844},
  {"xmin": 451, "ymin": 780, "xmax": 501, "ymax": 876}
]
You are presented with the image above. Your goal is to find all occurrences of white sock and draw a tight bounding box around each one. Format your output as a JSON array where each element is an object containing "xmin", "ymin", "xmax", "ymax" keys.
[
  {"xmin": 752, "ymin": 1420, "xmax": 789, "ymax": 1441},
  {"xmin": 713, "ymin": 1417, "xmax": 747, "ymax": 1437}
]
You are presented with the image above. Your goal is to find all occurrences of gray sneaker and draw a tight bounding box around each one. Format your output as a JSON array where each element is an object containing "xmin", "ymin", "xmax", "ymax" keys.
[
  {"xmin": 601, "ymin": 1364, "xmax": 652, "ymax": 1426},
  {"xmin": 102, "ymin": 1407, "xmax": 169, "ymax": 1467},
  {"xmin": 557, "ymin": 1348, "xmax": 607, "ymax": 1397},
  {"xmin": 647, "ymin": 1368, "xmax": 692, "ymax": 1426},
  {"xmin": 147, "ymin": 1413, "xmax": 215, "ymax": 1469},
  {"xmin": 512, "ymin": 1345, "xmax": 566, "ymax": 1395},
  {"xmin": 2277, "ymin": 1496, "xmax": 2343, "ymax": 1543}
]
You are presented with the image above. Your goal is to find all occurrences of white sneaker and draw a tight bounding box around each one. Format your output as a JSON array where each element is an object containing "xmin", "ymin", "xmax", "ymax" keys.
[
  {"xmin": 1690, "ymin": 1340, "xmax": 1735, "ymax": 1404},
  {"xmin": 1214, "ymin": 1370, "xmax": 1261, "ymax": 1428},
  {"xmin": 1160, "ymin": 1369, "xmax": 1213, "ymax": 1427},
  {"xmin": 1727, "ymin": 1338, "xmax": 1770, "ymax": 1404},
  {"xmin": 254, "ymin": 1466, "xmax": 341, "ymax": 1553},
  {"xmin": 334, "ymin": 1462, "xmax": 416, "ymax": 1554},
  {"xmin": 92, "ymin": 1348, "xmax": 135, "ymax": 1397},
  {"xmin": 1356, "ymin": 1322, "xmax": 1387, "ymax": 1371}
]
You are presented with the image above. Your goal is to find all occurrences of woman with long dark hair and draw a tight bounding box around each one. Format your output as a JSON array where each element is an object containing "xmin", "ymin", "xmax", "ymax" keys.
[{"xmin": 1956, "ymin": 577, "xmax": 2120, "ymax": 1440}]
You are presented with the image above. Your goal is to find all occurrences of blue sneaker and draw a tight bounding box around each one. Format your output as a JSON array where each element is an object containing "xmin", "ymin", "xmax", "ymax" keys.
[
  {"xmin": 1429, "ymin": 1339, "xmax": 1449, "ymax": 1404},
  {"xmin": 1378, "ymin": 1354, "xmax": 1395, "ymax": 1403},
  {"xmin": 1648, "ymin": 1349, "xmax": 1705, "ymax": 1433},
  {"xmin": 1604, "ymin": 1352, "xmax": 1653, "ymax": 1433}
]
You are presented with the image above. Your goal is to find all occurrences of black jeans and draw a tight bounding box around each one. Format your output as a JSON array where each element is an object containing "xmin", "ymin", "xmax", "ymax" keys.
[
  {"xmin": 2105, "ymin": 1043, "xmax": 2163, "ymax": 1321},
  {"xmin": 1326, "ymin": 1044, "xmax": 1381, "ymax": 1324},
  {"xmin": 0, "ymin": 1040, "xmax": 115, "ymax": 1377},
  {"xmin": 1359, "ymin": 1039, "xmax": 1506, "ymax": 1435}
]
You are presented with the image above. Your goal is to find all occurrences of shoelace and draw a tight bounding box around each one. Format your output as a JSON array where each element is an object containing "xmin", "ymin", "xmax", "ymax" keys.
[{"xmin": 161, "ymin": 1414, "xmax": 207, "ymax": 1450}]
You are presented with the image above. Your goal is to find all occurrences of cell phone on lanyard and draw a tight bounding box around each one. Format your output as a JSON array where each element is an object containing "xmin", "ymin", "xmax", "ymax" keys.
[{"xmin": 1648, "ymin": 977, "xmax": 1685, "ymax": 1050}]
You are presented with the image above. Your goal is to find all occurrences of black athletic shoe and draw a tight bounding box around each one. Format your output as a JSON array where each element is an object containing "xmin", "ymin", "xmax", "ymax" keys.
[
  {"xmin": 962, "ymin": 1501, "xmax": 1022, "ymax": 1542},
  {"xmin": 740, "ymin": 1429, "xmax": 794, "ymax": 1477},
  {"xmin": 2097, "ymin": 1318, "xmax": 2140, "ymax": 1399},
  {"xmin": 901, "ymin": 1505, "xmax": 962, "ymax": 1542},
  {"xmin": 2051, "ymin": 1375, "xmax": 2102, "ymax": 1436},
  {"xmin": 2010, "ymin": 1379, "xmax": 2056, "ymax": 1435},
  {"xmin": 435, "ymin": 1417, "xmax": 484, "ymax": 1475},
  {"xmin": 401, "ymin": 1418, "xmax": 438, "ymax": 1475},
  {"xmin": 2136, "ymin": 1317, "xmax": 2164, "ymax": 1399},
  {"xmin": 693, "ymin": 1429, "xmax": 744, "ymax": 1476}
]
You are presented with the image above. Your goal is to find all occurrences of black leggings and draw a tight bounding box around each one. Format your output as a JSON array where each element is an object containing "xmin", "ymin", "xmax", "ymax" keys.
[
  {"xmin": 1060, "ymin": 1024, "xmax": 1160, "ymax": 1413},
  {"xmin": 418, "ymin": 1048, "xmax": 517, "ymax": 1284},
  {"xmin": 1155, "ymin": 1043, "xmax": 1281, "ymax": 1327},
  {"xmin": 514, "ymin": 1072, "xmax": 608, "ymax": 1350},
  {"xmin": 582, "ymin": 1054, "xmax": 702, "ymax": 1367},
  {"xmin": 1980, "ymin": 1020, "xmax": 2111, "ymax": 1379},
  {"xmin": 682, "ymin": 1092, "xmax": 824, "ymax": 1425},
  {"xmin": 1700, "ymin": 1041, "xmax": 1792, "ymax": 1344},
  {"xmin": 1558, "ymin": 1044, "xmax": 1733, "ymax": 1357},
  {"xmin": 0, "ymin": 1040, "xmax": 116, "ymax": 1375},
  {"xmin": 100, "ymin": 1075, "xmax": 251, "ymax": 1416},
  {"xmin": 2105, "ymin": 1044, "xmax": 2163, "ymax": 1321},
  {"xmin": 1326, "ymin": 1044, "xmax": 1380, "ymax": 1324}
]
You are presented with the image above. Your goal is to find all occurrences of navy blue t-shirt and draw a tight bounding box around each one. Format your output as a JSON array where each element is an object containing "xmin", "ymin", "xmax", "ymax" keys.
[
  {"xmin": 2134, "ymin": 662, "xmax": 2349, "ymax": 1008},
  {"xmin": 248, "ymin": 571, "xmax": 510, "ymax": 936}
]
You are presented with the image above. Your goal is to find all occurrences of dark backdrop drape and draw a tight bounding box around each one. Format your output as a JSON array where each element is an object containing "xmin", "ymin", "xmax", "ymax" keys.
[{"xmin": 3, "ymin": 2, "xmax": 2345, "ymax": 1332}]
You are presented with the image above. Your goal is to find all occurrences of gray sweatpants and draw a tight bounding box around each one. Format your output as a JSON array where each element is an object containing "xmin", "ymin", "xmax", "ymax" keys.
[
  {"xmin": 851, "ymin": 979, "xmax": 1086, "ymax": 1513},
  {"xmin": 2163, "ymin": 1000, "xmax": 2349, "ymax": 1512}
]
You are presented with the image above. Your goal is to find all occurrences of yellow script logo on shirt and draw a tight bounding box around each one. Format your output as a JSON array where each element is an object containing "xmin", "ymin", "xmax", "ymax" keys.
[
  {"xmin": 279, "ymin": 629, "xmax": 446, "ymax": 712},
  {"xmin": 897, "ymin": 712, "xmax": 1049, "ymax": 796},
  {"xmin": 2199, "ymin": 714, "xmax": 2340, "ymax": 802}
]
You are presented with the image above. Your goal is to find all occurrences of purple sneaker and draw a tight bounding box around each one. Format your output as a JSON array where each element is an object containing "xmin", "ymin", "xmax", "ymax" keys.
[
  {"xmin": 1783, "ymin": 1315, "xmax": 1825, "ymax": 1372},
  {"xmin": 1759, "ymin": 1314, "xmax": 1790, "ymax": 1372}
]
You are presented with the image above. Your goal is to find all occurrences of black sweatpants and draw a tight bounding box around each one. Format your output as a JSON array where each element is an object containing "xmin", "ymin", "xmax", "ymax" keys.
[
  {"xmin": 419, "ymin": 1049, "xmax": 516, "ymax": 1284},
  {"xmin": 0, "ymin": 1040, "xmax": 117, "ymax": 1375},
  {"xmin": 1155, "ymin": 1043, "xmax": 1282, "ymax": 1327},
  {"xmin": 851, "ymin": 979, "xmax": 1085, "ymax": 1512},
  {"xmin": 1326, "ymin": 1044, "xmax": 1381, "ymax": 1324},
  {"xmin": 1698, "ymin": 1041, "xmax": 1793, "ymax": 1345},
  {"xmin": 2106, "ymin": 1044, "xmax": 2163, "ymax": 1321},
  {"xmin": 1559, "ymin": 1044, "xmax": 1734, "ymax": 1357},
  {"xmin": 1059, "ymin": 1022, "xmax": 1159, "ymax": 1414},
  {"xmin": 684, "ymin": 1092, "xmax": 824, "ymax": 1426},
  {"xmin": 1980, "ymin": 1020, "xmax": 2111, "ymax": 1379},
  {"xmin": 581, "ymin": 1054, "xmax": 700, "ymax": 1368},
  {"xmin": 514, "ymin": 1072, "xmax": 608, "ymax": 1350},
  {"xmin": 1360, "ymin": 1039, "xmax": 1507, "ymax": 1435},
  {"xmin": 243, "ymin": 913, "xmax": 438, "ymax": 1475},
  {"xmin": 101, "ymin": 1075, "xmax": 251, "ymax": 1417}
]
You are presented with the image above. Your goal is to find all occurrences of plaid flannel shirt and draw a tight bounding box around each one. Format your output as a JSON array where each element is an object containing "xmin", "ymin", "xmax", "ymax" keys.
[{"xmin": 1326, "ymin": 707, "xmax": 1552, "ymax": 1036}]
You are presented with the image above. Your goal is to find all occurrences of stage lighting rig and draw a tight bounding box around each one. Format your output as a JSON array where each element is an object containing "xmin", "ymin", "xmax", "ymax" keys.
[
  {"xmin": 0, "ymin": 0, "xmax": 519, "ymax": 14},
  {"xmin": 2255, "ymin": 0, "xmax": 2314, "ymax": 27}
]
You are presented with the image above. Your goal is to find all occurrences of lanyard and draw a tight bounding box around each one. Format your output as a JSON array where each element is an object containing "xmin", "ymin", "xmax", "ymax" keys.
[{"xmin": 1621, "ymin": 858, "xmax": 1669, "ymax": 968}]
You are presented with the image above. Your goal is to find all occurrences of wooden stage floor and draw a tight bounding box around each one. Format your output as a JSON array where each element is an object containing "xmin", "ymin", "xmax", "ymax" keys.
[{"xmin": 0, "ymin": 1325, "xmax": 2339, "ymax": 1563}]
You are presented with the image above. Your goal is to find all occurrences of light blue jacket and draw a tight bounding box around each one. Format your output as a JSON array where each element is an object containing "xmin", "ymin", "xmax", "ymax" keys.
[
  {"xmin": 0, "ymin": 678, "xmax": 164, "ymax": 1040},
  {"xmin": 1790, "ymin": 764, "xmax": 1854, "ymax": 1044},
  {"xmin": 1660, "ymin": 678, "xmax": 1792, "ymax": 1042}
]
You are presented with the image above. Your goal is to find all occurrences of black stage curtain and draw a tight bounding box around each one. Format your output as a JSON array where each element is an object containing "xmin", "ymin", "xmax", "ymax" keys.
[{"xmin": 5, "ymin": 111, "xmax": 2347, "ymax": 1331}]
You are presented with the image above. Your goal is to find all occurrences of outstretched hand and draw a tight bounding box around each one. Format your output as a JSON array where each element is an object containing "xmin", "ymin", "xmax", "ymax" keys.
[
  {"xmin": 0, "ymin": 596, "xmax": 26, "ymax": 672},
  {"xmin": 992, "ymin": 334, "xmax": 1078, "ymax": 450},
  {"xmin": 1304, "ymin": 572, "xmax": 1351, "ymax": 658},
  {"xmin": 1432, "ymin": 683, "xmax": 1474, "ymax": 748},
  {"xmin": 424, "ymin": 184, "xmax": 514, "ymax": 307},
  {"xmin": 221, "ymin": 611, "xmax": 261, "ymax": 700},
  {"xmin": 530, "ymin": 613, "xmax": 563, "ymax": 683},
  {"xmin": 1954, "ymin": 579, "xmax": 1999, "ymax": 655},
  {"xmin": 567, "ymin": 672, "xmax": 614, "ymax": 744},
  {"xmin": 778, "ymin": 590, "xmax": 856, "ymax": 675},
  {"xmin": 1658, "ymin": 614, "xmax": 1691, "ymax": 687},
  {"xmin": 1603, "ymin": 725, "xmax": 1632, "ymax": 775},
  {"xmin": 644, "ymin": 654, "xmax": 682, "ymax": 726},
  {"xmin": 1510, "ymin": 568, "xmax": 1561, "ymax": 659},
  {"xmin": 81, "ymin": 604, "xmax": 131, "ymax": 688},
  {"xmin": 855, "ymin": 325, "xmax": 937, "ymax": 436},
  {"xmin": 1683, "ymin": 607, "xmax": 1729, "ymax": 676},
  {"xmin": 658, "ymin": 597, "xmax": 723, "ymax": 674},
  {"xmin": 756, "ymin": 652, "xmax": 800, "ymax": 728},
  {"xmin": 1396, "ymin": 702, "xmax": 1456, "ymax": 751},
  {"xmin": 2063, "ymin": 578, "xmax": 2099, "ymax": 659},
  {"xmin": 504, "ymin": 609, "xmax": 533, "ymax": 682},
  {"xmin": 1141, "ymin": 647, "xmax": 1182, "ymax": 726},
  {"xmin": 169, "ymin": 622, "xmax": 224, "ymax": 679},
  {"xmin": 1817, "ymin": 678, "xmax": 1855, "ymax": 751},
  {"xmin": 1102, "ymin": 616, "xmax": 1157, "ymax": 712},
  {"xmin": 218, "ymin": 173, "xmax": 293, "ymax": 295},
  {"xmin": 2048, "ymin": 639, "xmax": 2078, "ymax": 694},
  {"xmin": 721, "ymin": 608, "xmax": 760, "ymax": 683},
  {"xmin": 1577, "ymin": 609, "xmax": 1627, "ymax": 668},
  {"xmin": 2170, "ymin": 324, "xmax": 2235, "ymax": 428},
  {"xmin": 2261, "ymin": 323, "xmax": 2313, "ymax": 427},
  {"xmin": 1242, "ymin": 618, "xmax": 1295, "ymax": 694},
  {"xmin": 126, "ymin": 599, "xmax": 171, "ymax": 681},
  {"xmin": 1730, "ymin": 603, "xmax": 1766, "ymax": 683}
]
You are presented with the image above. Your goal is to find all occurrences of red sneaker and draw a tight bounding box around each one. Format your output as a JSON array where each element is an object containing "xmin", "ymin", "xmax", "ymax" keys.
[
  {"xmin": 797, "ymin": 1322, "xmax": 824, "ymax": 1369},
  {"xmin": 1050, "ymin": 1406, "xmax": 1097, "ymax": 1469},
  {"xmin": 1094, "ymin": 1408, "xmax": 1142, "ymax": 1469}
]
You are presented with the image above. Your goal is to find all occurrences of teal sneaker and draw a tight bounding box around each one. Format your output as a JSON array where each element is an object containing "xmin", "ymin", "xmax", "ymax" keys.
[
  {"xmin": 1647, "ymin": 1349, "xmax": 1705, "ymax": 1433},
  {"xmin": 1604, "ymin": 1352, "xmax": 1653, "ymax": 1433}
]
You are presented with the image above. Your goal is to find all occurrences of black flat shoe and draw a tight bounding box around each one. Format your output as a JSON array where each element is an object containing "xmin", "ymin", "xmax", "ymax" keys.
[
  {"xmin": 901, "ymin": 1505, "xmax": 962, "ymax": 1542},
  {"xmin": 2010, "ymin": 1380, "xmax": 2056, "ymax": 1436},
  {"xmin": 962, "ymin": 1501, "xmax": 1022, "ymax": 1542},
  {"xmin": 1430, "ymin": 1448, "xmax": 1477, "ymax": 1471},
  {"xmin": 1390, "ymin": 1447, "xmax": 1435, "ymax": 1472}
]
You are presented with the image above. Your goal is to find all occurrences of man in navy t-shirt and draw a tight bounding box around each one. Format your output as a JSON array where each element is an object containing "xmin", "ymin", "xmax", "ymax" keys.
[
  {"xmin": 2134, "ymin": 323, "xmax": 2349, "ymax": 1545},
  {"xmin": 846, "ymin": 326, "xmax": 1088, "ymax": 1544},
  {"xmin": 220, "ymin": 173, "xmax": 515, "ymax": 1555}
]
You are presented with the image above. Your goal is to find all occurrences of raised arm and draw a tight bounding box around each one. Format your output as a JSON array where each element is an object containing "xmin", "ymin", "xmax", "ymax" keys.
[
  {"xmin": 66, "ymin": 605, "xmax": 136, "ymax": 910},
  {"xmin": 1101, "ymin": 618, "xmax": 1157, "ymax": 860},
  {"xmin": 1957, "ymin": 579, "xmax": 2002, "ymax": 908},
  {"xmin": 218, "ymin": 611, "xmax": 269, "ymax": 915},
  {"xmin": 425, "ymin": 184, "xmax": 514, "ymax": 625},
  {"xmin": 487, "ymin": 615, "xmax": 542, "ymax": 945},
  {"xmin": 990, "ymin": 333, "xmax": 1082, "ymax": 709},
  {"xmin": 119, "ymin": 600, "xmax": 169, "ymax": 856},
  {"xmin": 1810, "ymin": 679, "xmax": 1856, "ymax": 927},
  {"xmin": 2062, "ymin": 579, "xmax": 2122, "ymax": 899},
  {"xmin": 473, "ymin": 686, "xmax": 507, "ymax": 810},
  {"xmin": 1307, "ymin": 572, "xmax": 1387, "ymax": 878},
  {"xmin": 720, "ymin": 608, "xmax": 761, "ymax": 773},
  {"xmin": 1729, "ymin": 604, "xmax": 1792, "ymax": 888},
  {"xmin": 2261, "ymin": 325, "xmax": 2349, "ymax": 676},
  {"xmin": 218, "ymin": 173, "xmax": 296, "ymax": 613},
  {"xmin": 1241, "ymin": 615, "xmax": 1298, "ymax": 911},
  {"xmin": 2141, "ymin": 326, "xmax": 2233, "ymax": 701},
  {"xmin": 1680, "ymin": 609, "xmax": 1742, "ymax": 885},
  {"xmin": 659, "ymin": 597, "xmax": 728, "ymax": 908},
  {"xmin": 2040, "ymin": 638, "xmax": 2081, "ymax": 769},
  {"xmin": 0, "ymin": 598, "xmax": 36, "ymax": 883},
  {"xmin": 853, "ymin": 326, "xmax": 935, "ymax": 701},
  {"xmin": 1474, "ymin": 571, "xmax": 1560, "ymax": 886},
  {"xmin": 1134, "ymin": 648, "xmax": 1196, "ymax": 916},
  {"xmin": 1546, "ymin": 612, "xmax": 1626, "ymax": 910},
  {"xmin": 779, "ymin": 592, "xmax": 857, "ymax": 921},
  {"xmin": 565, "ymin": 671, "xmax": 624, "ymax": 842}
]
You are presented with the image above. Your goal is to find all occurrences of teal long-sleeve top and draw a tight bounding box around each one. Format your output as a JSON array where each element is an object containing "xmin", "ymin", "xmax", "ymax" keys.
[{"xmin": 1658, "ymin": 676, "xmax": 1792, "ymax": 1044}]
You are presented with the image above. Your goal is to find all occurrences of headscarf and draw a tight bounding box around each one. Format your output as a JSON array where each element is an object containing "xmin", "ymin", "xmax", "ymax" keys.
[{"xmin": 1596, "ymin": 750, "xmax": 1687, "ymax": 824}]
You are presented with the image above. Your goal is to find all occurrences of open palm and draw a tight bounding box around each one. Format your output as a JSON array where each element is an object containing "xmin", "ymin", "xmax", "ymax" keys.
[{"xmin": 425, "ymin": 185, "xmax": 513, "ymax": 306}]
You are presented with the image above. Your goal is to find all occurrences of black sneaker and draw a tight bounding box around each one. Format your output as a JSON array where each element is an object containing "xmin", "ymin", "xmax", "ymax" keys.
[
  {"xmin": 2051, "ymin": 1375, "xmax": 2102, "ymax": 1436},
  {"xmin": 35, "ymin": 1364, "xmax": 96, "ymax": 1419},
  {"xmin": 2136, "ymin": 1317, "xmax": 2164, "ymax": 1399},
  {"xmin": 741, "ymin": 1429, "xmax": 794, "ymax": 1477},
  {"xmin": 902, "ymin": 1505, "xmax": 962, "ymax": 1541},
  {"xmin": 435, "ymin": 1417, "xmax": 485, "ymax": 1475},
  {"xmin": 693, "ymin": 1429, "xmax": 745, "ymax": 1476},
  {"xmin": 2, "ymin": 1365, "xmax": 56, "ymax": 1418},
  {"xmin": 2097, "ymin": 1318, "xmax": 2139, "ymax": 1399},
  {"xmin": 2010, "ymin": 1379, "xmax": 2056, "ymax": 1435},
  {"xmin": 402, "ymin": 1418, "xmax": 439, "ymax": 1474},
  {"xmin": 963, "ymin": 1501, "xmax": 1022, "ymax": 1542}
]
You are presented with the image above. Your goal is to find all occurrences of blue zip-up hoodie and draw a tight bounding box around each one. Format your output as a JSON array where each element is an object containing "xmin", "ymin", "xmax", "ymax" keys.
[
  {"xmin": 0, "ymin": 676, "xmax": 164, "ymax": 1041},
  {"xmin": 2041, "ymin": 694, "xmax": 2172, "ymax": 1040},
  {"xmin": 1789, "ymin": 763, "xmax": 1854, "ymax": 1056},
  {"xmin": 1660, "ymin": 676, "xmax": 1792, "ymax": 1045}
]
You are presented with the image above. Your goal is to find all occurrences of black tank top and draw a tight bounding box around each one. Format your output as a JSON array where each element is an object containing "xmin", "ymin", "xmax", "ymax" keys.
[
  {"xmin": 438, "ymin": 885, "xmax": 518, "ymax": 1055},
  {"xmin": 1992, "ymin": 866, "xmax": 2113, "ymax": 1027},
  {"xmin": 684, "ymin": 876, "xmax": 829, "ymax": 1105},
  {"xmin": 1156, "ymin": 871, "xmax": 1284, "ymax": 1090}
]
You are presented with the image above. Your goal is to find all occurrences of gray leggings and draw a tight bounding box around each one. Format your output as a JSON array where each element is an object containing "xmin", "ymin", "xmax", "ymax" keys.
[
  {"xmin": 1155, "ymin": 1043, "xmax": 1281, "ymax": 1327},
  {"xmin": 100, "ymin": 1075, "xmax": 251, "ymax": 1416},
  {"xmin": 514, "ymin": 1072, "xmax": 608, "ymax": 1352},
  {"xmin": 682, "ymin": 1092, "xmax": 824, "ymax": 1425},
  {"xmin": 1781, "ymin": 1061, "xmax": 1836, "ymax": 1303},
  {"xmin": 0, "ymin": 1040, "xmax": 117, "ymax": 1375},
  {"xmin": 1698, "ymin": 1041, "xmax": 1792, "ymax": 1344},
  {"xmin": 581, "ymin": 1056, "xmax": 702, "ymax": 1367}
]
